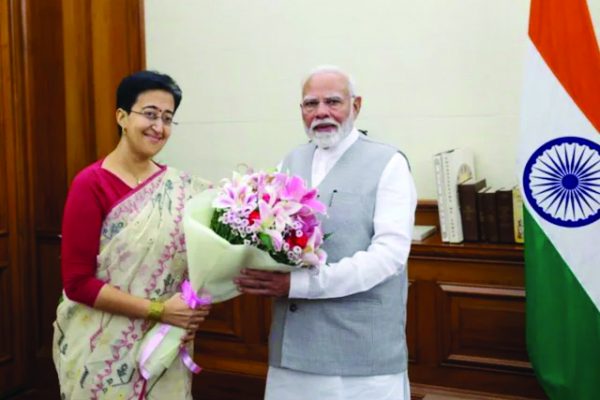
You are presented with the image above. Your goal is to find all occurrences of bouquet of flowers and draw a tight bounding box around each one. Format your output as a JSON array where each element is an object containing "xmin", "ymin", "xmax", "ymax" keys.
[
  {"xmin": 138, "ymin": 170, "xmax": 327, "ymax": 379},
  {"xmin": 211, "ymin": 171, "xmax": 327, "ymax": 266},
  {"xmin": 184, "ymin": 170, "xmax": 328, "ymax": 302}
]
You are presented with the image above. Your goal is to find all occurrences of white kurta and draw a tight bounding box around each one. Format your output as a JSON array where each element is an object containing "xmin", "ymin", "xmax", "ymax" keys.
[{"xmin": 266, "ymin": 129, "xmax": 417, "ymax": 400}]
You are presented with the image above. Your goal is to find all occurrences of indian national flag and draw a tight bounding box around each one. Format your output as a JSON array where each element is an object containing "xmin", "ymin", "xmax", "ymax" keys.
[{"xmin": 518, "ymin": 0, "xmax": 600, "ymax": 398}]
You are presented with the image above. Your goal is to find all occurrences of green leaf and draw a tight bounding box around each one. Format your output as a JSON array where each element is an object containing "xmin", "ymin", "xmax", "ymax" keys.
[{"xmin": 258, "ymin": 233, "xmax": 274, "ymax": 251}]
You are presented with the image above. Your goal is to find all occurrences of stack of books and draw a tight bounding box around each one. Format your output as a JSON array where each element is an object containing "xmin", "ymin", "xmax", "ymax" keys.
[
  {"xmin": 459, "ymin": 184, "xmax": 524, "ymax": 244},
  {"xmin": 433, "ymin": 148, "xmax": 475, "ymax": 243},
  {"xmin": 433, "ymin": 148, "xmax": 524, "ymax": 244}
]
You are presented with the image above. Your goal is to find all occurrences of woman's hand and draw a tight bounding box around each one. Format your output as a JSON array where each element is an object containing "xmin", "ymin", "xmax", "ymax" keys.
[
  {"xmin": 180, "ymin": 304, "xmax": 211, "ymax": 345},
  {"xmin": 93, "ymin": 285, "xmax": 210, "ymax": 345},
  {"xmin": 161, "ymin": 293, "xmax": 211, "ymax": 344}
]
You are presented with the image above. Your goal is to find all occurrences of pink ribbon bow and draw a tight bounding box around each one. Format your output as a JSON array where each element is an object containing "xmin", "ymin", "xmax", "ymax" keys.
[
  {"xmin": 139, "ymin": 280, "xmax": 212, "ymax": 380},
  {"xmin": 180, "ymin": 280, "xmax": 212, "ymax": 374}
]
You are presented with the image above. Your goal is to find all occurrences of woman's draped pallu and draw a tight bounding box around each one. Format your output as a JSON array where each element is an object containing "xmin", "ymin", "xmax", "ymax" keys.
[{"xmin": 52, "ymin": 168, "xmax": 209, "ymax": 399}]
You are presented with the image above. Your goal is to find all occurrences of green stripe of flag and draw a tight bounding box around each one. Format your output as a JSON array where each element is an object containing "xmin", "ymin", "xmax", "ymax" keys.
[{"xmin": 525, "ymin": 209, "xmax": 600, "ymax": 399}]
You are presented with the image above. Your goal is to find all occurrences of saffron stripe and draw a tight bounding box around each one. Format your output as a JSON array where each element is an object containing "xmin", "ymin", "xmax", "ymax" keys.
[{"xmin": 528, "ymin": 0, "xmax": 600, "ymax": 133}]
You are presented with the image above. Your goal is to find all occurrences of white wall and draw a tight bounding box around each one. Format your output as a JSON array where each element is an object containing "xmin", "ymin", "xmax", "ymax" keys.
[{"xmin": 146, "ymin": 0, "xmax": 548, "ymax": 198}]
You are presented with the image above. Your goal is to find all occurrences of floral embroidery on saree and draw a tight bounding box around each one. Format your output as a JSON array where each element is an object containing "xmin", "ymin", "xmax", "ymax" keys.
[{"xmin": 53, "ymin": 168, "xmax": 210, "ymax": 399}]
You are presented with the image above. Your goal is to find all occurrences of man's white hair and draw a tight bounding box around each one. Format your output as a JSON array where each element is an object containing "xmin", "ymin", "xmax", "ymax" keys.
[{"xmin": 301, "ymin": 65, "xmax": 357, "ymax": 97}]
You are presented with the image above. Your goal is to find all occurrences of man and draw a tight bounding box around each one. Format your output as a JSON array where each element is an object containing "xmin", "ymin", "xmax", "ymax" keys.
[{"xmin": 234, "ymin": 65, "xmax": 417, "ymax": 400}]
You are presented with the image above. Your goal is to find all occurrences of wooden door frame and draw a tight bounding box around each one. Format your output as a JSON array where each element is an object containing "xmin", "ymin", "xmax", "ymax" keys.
[{"xmin": 0, "ymin": 0, "xmax": 35, "ymax": 396}]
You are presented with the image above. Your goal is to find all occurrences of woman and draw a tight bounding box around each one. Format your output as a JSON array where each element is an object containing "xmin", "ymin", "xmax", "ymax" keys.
[{"xmin": 53, "ymin": 70, "xmax": 211, "ymax": 399}]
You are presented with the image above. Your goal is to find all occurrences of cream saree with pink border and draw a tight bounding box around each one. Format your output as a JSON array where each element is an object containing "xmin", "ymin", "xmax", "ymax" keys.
[{"xmin": 53, "ymin": 168, "xmax": 209, "ymax": 399}]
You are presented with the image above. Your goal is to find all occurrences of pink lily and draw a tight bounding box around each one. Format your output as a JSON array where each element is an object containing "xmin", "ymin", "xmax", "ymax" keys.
[
  {"xmin": 301, "ymin": 229, "xmax": 327, "ymax": 266},
  {"xmin": 213, "ymin": 175, "xmax": 257, "ymax": 213},
  {"xmin": 281, "ymin": 176, "xmax": 326, "ymax": 214}
]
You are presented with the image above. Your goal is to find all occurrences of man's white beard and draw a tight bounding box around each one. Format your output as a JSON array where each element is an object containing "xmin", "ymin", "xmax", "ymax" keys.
[{"xmin": 305, "ymin": 116, "xmax": 354, "ymax": 149}]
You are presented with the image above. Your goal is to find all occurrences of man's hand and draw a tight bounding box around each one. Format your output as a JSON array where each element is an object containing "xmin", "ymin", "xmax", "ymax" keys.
[{"xmin": 234, "ymin": 269, "xmax": 290, "ymax": 297}]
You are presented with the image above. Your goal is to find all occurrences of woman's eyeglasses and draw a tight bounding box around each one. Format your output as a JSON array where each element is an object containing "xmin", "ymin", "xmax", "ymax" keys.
[{"xmin": 129, "ymin": 109, "xmax": 178, "ymax": 126}]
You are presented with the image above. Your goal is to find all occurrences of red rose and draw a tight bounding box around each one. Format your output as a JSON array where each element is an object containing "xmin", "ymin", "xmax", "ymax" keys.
[
  {"xmin": 286, "ymin": 232, "xmax": 308, "ymax": 249},
  {"xmin": 248, "ymin": 210, "xmax": 260, "ymax": 224},
  {"xmin": 295, "ymin": 234, "xmax": 308, "ymax": 248}
]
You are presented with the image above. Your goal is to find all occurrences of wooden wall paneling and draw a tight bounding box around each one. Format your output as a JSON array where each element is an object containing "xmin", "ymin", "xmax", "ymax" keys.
[
  {"xmin": 34, "ymin": 238, "xmax": 62, "ymax": 349},
  {"xmin": 408, "ymin": 220, "xmax": 546, "ymax": 398},
  {"xmin": 413, "ymin": 277, "xmax": 440, "ymax": 368},
  {"xmin": 0, "ymin": 0, "xmax": 30, "ymax": 396},
  {"xmin": 0, "ymin": 117, "xmax": 17, "ymax": 394},
  {"xmin": 196, "ymin": 296, "xmax": 268, "ymax": 377},
  {"xmin": 438, "ymin": 283, "xmax": 530, "ymax": 371},
  {"xmin": 194, "ymin": 294, "xmax": 271, "ymax": 399},
  {"xmin": 90, "ymin": 0, "xmax": 145, "ymax": 159},
  {"xmin": 260, "ymin": 296, "xmax": 272, "ymax": 344},
  {"xmin": 62, "ymin": 0, "xmax": 146, "ymax": 179},
  {"xmin": 414, "ymin": 199, "xmax": 439, "ymax": 227},
  {"xmin": 409, "ymin": 254, "xmax": 526, "ymax": 287},
  {"xmin": 21, "ymin": 0, "xmax": 67, "ymax": 393},
  {"xmin": 243, "ymin": 294, "xmax": 269, "ymax": 345},
  {"xmin": 0, "ymin": 113, "xmax": 21, "ymax": 394},
  {"xmin": 199, "ymin": 298, "xmax": 244, "ymax": 338},
  {"xmin": 0, "ymin": 148, "xmax": 6, "ymax": 238},
  {"xmin": 62, "ymin": 0, "xmax": 97, "ymax": 182},
  {"xmin": 193, "ymin": 370, "xmax": 265, "ymax": 400},
  {"xmin": 23, "ymin": 0, "xmax": 68, "ymax": 230}
]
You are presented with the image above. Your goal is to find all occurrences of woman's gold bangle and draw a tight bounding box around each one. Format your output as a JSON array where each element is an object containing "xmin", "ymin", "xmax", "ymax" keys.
[{"xmin": 147, "ymin": 300, "xmax": 165, "ymax": 322}]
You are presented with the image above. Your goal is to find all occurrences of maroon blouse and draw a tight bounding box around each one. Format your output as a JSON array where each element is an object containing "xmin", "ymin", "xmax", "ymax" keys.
[{"xmin": 61, "ymin": 160, "xmax": 165, "ymax": 306}]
